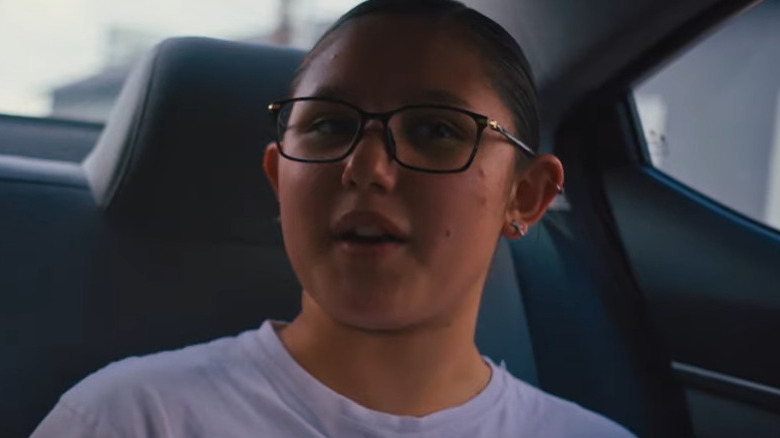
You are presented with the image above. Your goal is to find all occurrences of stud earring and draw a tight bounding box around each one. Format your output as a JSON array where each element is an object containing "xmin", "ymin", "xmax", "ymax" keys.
[{"xmin": 511, "ymin": 220, "xmax": 526, "ymax": 237}]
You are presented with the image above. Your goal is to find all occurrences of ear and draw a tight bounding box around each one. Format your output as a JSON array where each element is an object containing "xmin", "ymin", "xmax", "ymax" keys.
[
  {"xmin": 263, "ymin": 142, "xmax": 280, "ymax": 199},
  {"xmin": 502, "ymin": 154, "xmax": 564, "ymax": 238}
]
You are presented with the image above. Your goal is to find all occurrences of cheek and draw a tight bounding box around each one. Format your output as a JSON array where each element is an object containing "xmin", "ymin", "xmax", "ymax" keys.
[
  {"xmin": 455, "ymin": 164, "xmax": 504, "ymax": 216},
  {"xmin": 277, "ymin": 163, "xmax": 340, "ymax": 253},
  {"xmin": 412, "ymin": 165, "xmax": 505, "ymax": 247},
  {"xmin": 278, "ymin": 163, "xmax": 335, "ymax": 211}
]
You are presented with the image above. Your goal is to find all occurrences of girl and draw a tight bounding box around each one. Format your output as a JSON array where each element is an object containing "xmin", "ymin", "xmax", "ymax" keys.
[{"xmin": 33, "ymin": 1, "xmax": 634, "ymax": 436}]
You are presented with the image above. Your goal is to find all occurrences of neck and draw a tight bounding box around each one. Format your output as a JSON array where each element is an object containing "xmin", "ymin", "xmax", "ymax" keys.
[{"xmin": 278, "ymin": 293, "xmax": 491, "ymax": 417}]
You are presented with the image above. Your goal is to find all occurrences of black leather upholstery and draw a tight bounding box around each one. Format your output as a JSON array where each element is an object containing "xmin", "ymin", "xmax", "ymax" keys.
[
  {"xmin": 1, "ymin": 38, "xmax": 306, "ymax": 437},
  {"xmin": 0, "ymin": 37, "xmax": 690, "ymax": 437},
  {"xmin": 511, "ymin": 212, "xmax": 693, "ymax": 437},
  {"xmin": 477, "ymin": 238, "xmax": 539, "ymax": 386},
  {"xmin": 84, "ymin": 38, "xmax": 300, "ymax": 244}
]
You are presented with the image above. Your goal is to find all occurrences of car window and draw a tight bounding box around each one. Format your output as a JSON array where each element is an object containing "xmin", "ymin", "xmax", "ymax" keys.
[
  {"xmin": 0, "ymin": 0, "xmax": 361, "ymax": 124},
  {"xmin": 633, "ymin": 0, "xmax": 780, "ymax": 231}
]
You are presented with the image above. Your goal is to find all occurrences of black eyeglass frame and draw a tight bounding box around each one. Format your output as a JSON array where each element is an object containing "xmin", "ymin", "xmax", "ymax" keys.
[{"xmin": 268, "ymin": 96, "xmax": 538, "ymax": 175}]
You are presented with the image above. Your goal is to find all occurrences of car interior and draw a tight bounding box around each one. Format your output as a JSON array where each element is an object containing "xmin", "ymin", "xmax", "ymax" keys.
[{"xmin": 2, "ymin": 0, "xmax": 779, "ymax": 437}]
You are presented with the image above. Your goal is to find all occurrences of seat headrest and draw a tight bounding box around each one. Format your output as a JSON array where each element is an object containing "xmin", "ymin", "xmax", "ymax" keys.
[{"xmin": 84, "ymin": 37, "xmax": 304, "ymax": 244}]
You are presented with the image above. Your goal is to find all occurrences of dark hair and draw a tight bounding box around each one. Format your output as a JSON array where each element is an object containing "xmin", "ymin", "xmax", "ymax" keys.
[{"xmin": 292, "ymin": 0, "xmax": 540, "ymax": 158}]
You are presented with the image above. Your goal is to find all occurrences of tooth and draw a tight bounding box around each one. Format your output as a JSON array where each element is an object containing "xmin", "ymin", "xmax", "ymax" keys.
[{"xmin": 354, "ymin": 225, "xmax": 383, "ymax": 237}]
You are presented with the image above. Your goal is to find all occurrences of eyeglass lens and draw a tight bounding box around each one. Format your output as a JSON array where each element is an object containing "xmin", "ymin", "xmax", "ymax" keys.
[{"xmin": 277, "ymin": 100, "xmax": 479, "ymax": 171}]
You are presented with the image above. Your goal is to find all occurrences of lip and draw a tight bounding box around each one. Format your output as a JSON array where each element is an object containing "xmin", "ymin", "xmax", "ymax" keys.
[
  {"xmin": 331, "ymin": 210, "xmax": 410, "ymax": 242},
  {"xmin": 330, "ymin": 210, "xmax": 410, "ymax": 256}
]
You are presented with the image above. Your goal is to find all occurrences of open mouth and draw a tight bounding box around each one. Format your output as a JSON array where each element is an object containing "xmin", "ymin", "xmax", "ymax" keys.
[
  {"xmin": 331, "ymin": 211, "xmax": 410, "ymax": 254},
  {"xmin": 337, "ymin": 226, "xmax": 406, "ymax": 244}
]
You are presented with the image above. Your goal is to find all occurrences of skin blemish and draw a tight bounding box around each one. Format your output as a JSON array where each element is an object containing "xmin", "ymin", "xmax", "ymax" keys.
[{"xmin": 445, "ymin": 228, "xmax": 452, "ymax": 238}]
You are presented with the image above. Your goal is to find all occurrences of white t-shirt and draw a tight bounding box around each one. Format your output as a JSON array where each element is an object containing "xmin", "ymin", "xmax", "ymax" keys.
[{"xmin": 32, "ymin": 321, "xmax": 635, "ymax": 438}]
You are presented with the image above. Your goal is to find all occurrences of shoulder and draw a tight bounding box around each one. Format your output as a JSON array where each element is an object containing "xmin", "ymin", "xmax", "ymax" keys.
[
  {"xmin": 66, "ymin": 334, "xmax": 238, "ymax": 401},
  {"xmin": 55, "ymin": 330, "xmax": 259, "ymax": 430},
  {"xmin": 32, "ymin": 322, "xmax": 300, "ymax": 437},
  {"xmin": 495, "ymin": 366, "xmax": 636, "ymax": 438}
]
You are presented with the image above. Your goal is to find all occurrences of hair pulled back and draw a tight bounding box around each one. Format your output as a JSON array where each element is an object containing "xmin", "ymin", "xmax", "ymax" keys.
[{"xmin": 292, "ymin": 0, "xmax": 540, "ymax": 155}]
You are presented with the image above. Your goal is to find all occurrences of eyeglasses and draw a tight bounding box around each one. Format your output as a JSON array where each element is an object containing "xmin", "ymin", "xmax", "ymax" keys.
[{"xmin": 268, "ymin": 97, "xmax": 538, "ymax": 174}]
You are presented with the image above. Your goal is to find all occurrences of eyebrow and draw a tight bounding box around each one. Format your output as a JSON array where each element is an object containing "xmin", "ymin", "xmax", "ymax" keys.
[
  {"xmin": 414, "ymin": 90, "xmax": 472, "ymax": 108},
  {"xmin": 308, "ymin": 85, "xmax": 356, "ymax": 101},
  {"xmin": 306, "ymin": 86, "xmax": 472, "ymax": 109}
]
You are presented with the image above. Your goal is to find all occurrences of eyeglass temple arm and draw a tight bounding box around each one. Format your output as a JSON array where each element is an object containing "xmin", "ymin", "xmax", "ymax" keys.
[
  {"xmin": 488, "ymin": 120, "xmax": 564, "ymax": 195},
  {"xmin": 488, "ymin": 120, "xmax": 535, "ymax": 157}
]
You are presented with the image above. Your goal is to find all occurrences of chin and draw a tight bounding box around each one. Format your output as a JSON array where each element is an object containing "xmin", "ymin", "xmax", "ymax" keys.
[
  {"xmin": 336, "ymin": 310, "xmax": 426, "ymax": 332},
  {"xmin": 318, "ymin": 283, "xmax": 433, "ymax": 332}
]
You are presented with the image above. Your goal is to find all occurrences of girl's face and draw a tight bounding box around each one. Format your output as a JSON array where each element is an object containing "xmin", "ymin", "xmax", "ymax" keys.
[{"xmin": 265, "ymin": 15, "xmax": 559, "ymax": 331}]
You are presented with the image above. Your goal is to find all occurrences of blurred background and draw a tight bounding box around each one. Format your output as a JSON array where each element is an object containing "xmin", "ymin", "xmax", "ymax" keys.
[{"xmin": 0, "ymin": 0, "xmax": 361, "ymax": 122}]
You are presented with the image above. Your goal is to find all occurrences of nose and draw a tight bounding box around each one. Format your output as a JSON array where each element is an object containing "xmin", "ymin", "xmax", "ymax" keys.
[{"xmin": 341, "ymin": 120, "xmax": 398, "ymax": 191}]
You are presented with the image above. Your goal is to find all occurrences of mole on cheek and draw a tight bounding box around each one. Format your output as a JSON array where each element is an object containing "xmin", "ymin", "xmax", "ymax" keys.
[{"xmin": 445, "ymin": 228, "xmax": 452, "ymax": 238}]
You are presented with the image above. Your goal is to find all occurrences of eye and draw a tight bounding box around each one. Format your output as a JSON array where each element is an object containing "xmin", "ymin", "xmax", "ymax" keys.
[
  {"xmin": 423, "ymin": 121, "xmax": 456, "ymax": 139},
  {"xmin": 308, "ymin": 117, "xmax": 356, "ymax": 136},
  {"xmin": 407, "ymin": 118, "xmax": 466, "ymax": 142}
]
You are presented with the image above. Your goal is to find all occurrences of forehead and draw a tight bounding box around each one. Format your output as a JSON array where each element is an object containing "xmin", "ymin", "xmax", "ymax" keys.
[{"xmin": 295, "ymin": 15, "xmax": 500, "ymax": 113}]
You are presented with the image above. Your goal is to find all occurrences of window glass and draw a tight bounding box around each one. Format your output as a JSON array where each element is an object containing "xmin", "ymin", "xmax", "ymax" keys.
[
  {"xmin": 633, "ymin": 0, "xmax": 780, "ymax": 231},
  {"xmin": 0, "ymin": 0, "xmax": 361, "ymax": 123}
]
